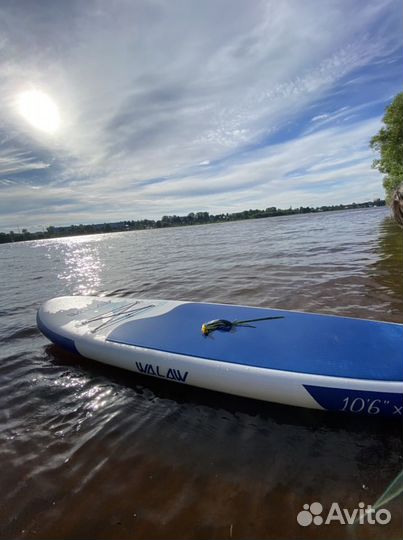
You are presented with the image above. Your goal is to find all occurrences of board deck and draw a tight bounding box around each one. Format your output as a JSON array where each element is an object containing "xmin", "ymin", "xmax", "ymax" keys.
[
  {"xmin": 107, "ymin": 302, "xmax": 402, "ymax": 382},
  {"xmin": 37, "ymin": 295, "xmax": 403, "ymax": 417}
]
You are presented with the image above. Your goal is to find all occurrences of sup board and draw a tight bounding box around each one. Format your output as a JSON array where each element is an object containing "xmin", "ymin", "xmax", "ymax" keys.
[{"xmin": 37, "ymin": 296, "xmax": 403, "ymax": 417}]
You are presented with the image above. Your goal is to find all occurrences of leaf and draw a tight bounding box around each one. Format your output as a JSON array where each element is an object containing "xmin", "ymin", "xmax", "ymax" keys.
[{"xmin": 373, "ymin": 469, "xmax": 403, "ymax": 510}]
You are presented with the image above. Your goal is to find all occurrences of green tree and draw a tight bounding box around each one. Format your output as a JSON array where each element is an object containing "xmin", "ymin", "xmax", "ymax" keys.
[{"xmin": 370, "ymin": 93, "xmax": 403, "ymax": 202}]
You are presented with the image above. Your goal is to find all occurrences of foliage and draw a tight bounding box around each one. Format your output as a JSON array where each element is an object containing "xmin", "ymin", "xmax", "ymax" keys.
[
  {"xmin": 370, "ymin": 93, "xmax": 403, "ymax": 202},
  {"xmin": 0, "ymin": 199, "xmax": 385, "ymax": 244}
]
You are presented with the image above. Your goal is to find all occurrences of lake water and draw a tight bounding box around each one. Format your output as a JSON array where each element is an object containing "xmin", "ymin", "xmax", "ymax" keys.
[{"xmin": 0, "ymin": 207, "xmax": 402, "ymax": 539}]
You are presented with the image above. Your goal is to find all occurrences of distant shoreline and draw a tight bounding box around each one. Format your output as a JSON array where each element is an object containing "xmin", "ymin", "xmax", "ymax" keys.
[{"xmin": 0, "ymin": 199, "xmax": 386, "ymax": 244}]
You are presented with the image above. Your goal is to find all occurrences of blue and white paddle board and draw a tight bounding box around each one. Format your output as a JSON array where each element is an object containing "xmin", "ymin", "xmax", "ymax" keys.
[{"xmin": 37, "ymin": 296, "xmax": 403, "ymax": 417}]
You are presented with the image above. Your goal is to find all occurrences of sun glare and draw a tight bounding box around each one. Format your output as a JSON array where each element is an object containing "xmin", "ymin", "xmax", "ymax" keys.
[{"xmin": 17, "ymin": 89, "xmax": 61, "ymax": 134}]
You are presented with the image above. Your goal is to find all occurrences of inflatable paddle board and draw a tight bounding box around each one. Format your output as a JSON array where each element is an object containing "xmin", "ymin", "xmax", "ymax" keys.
[{"xmin": 37, "ymin": 296, "xmax": 403, "ymax": 417}]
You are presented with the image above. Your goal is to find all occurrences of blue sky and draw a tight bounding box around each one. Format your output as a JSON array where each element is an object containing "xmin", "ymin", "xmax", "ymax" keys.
[{"xmin": 0, "ymin": 0, "xmax": 402, "ymax": 231}]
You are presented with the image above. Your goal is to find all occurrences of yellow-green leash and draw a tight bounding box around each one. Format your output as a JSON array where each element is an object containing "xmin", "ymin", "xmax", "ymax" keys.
[{"xmin": 201, "ymin": 316, "xmax": 284, "ymax": 336}]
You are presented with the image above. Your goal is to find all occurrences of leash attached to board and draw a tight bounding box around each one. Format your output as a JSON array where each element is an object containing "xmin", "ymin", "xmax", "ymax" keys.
[{"xmin": 201, "ymin": 316, "xmax": 284, "ymax": 336}]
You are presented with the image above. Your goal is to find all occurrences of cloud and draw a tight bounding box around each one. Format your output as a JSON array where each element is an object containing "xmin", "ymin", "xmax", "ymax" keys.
[
  {"xmin": 138, "ymin": 117, "xmax": 383, "ymax": 202},
  {"xmin": 311, "ymin": 114, "xmax": 329, "ymax": 122},
  {"xmin": 0, "ymin": 116, "xmax": 383, "ymax": 228},
  {"xmin": 0, "ymin": 0, "xmax": 401, "ymax": 230}
]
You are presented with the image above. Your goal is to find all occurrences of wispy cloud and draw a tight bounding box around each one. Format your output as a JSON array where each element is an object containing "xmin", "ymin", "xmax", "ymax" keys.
[{"xmin": 0, "ymin": 0, "xmax": 401, "ymax": 230}]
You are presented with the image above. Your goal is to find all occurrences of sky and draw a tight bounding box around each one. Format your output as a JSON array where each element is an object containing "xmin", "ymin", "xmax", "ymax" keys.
[{"xmin": 0, "ymin": 0, "xmax": 402, "ymax": 231}]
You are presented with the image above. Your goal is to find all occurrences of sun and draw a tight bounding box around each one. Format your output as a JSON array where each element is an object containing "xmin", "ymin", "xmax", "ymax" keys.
[{"xmin": 17, "ymin": 89, "xmax": 61, "ymax": 134}]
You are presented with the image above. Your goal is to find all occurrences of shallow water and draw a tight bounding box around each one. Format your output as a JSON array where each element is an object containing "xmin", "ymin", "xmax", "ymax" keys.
[{"xmin": 0, "ymin": 207, "xmax": 402, "ymax": 539}]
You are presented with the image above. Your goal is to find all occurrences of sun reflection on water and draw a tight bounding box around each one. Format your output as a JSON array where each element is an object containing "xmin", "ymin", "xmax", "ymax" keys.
[{"xmin": 54, "ymin": 236, "xmax": 104, "ymax": 294}]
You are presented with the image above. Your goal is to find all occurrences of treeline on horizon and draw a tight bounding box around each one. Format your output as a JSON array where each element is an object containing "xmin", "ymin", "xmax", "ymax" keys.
[{"xmin": 0, "ymin": 199, "xmax": 385, "ymax": 244}]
